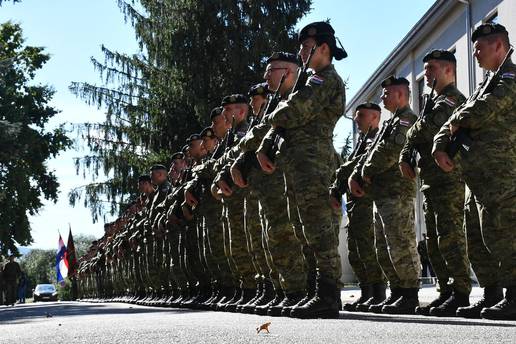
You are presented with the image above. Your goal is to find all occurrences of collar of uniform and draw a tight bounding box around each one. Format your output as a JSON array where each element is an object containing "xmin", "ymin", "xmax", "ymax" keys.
[
  {"xmin": 312, "ymin": 63, "xmax": 334, "ymax": 76},
  {"xmin": 394, "ymin": 105, "xmax": 411, "ymax": 117},
  {"xmin": 437, "ymin": 82, "xmax": 457, "ymax": 98},
  {"xmin": 367, "ymin": 127, "xmax": 379, "ymax": 138}
]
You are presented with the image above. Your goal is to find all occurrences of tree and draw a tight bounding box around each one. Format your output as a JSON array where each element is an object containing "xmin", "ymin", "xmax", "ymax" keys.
[
  {"xmin": 69, "ymin": 0, "xmax": 312, "ymax": 221},
  {"xmin": 340, "ymin": 132, "xmax": 353, "ymax": 160},
  {"xmin": 0, "ymin": 22, "xmax": 72, "ymax": 255}
]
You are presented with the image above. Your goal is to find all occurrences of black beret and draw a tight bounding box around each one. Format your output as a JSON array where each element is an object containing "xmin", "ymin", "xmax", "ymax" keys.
[
  {"xmin": 186, "ymin": 133, "xmax": 202, "ymax": 144},
  {"xmin": 356, "ymin": 102, "xmax": 381, "ymax": 112},
  {"xmin": 150, "ymin": 164, "xmax": 167, "ymax": 172},
  {"xmin": 170, "ymin": 152, "xmax": 185, "ymax": 160},
  {"xmin": 472, "ymin": 23, "xmax": 508, "ymax": 42},
  {"xmin": 221, "ymin": 94, "xmax": 248, "ymax": 106},
  {"xmin": 138, "ymin": 175, "xmax": 151, "ymax": 183},
  {"xmin": 200, "ymin": 127, "xmax": 216, "ymax": 139},
  {"xmin": 210, "ymin": 106, "xmax": 223, "ymax": 120},
  {"xmin": 248, "ymin": 83, "xmax": 270, "ymax": 98},
  {"xmin": 423, "ymin": 49, "xmax": 456, "ymax": 63},
  {"xmin": 181, "ymin": 144, "xmax": 189, "ymax": 153},
  {"xmin": 266, "ymin": 51, "xmax": 299, "ymax": 65},
  {"xmin": 381, "ymin": 75, "xmax": 410, "ymax": 88},
  {"xmin": 298, "ymin": 21, "xmax": 347, "ymax": 60}
]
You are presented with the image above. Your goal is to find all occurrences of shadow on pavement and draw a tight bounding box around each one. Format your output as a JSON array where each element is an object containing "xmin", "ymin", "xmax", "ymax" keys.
[
  {"xmin": 338, "ymin": 311, "xmax": 516, "ymax": 328},
  {"xmin": 0, "ymin": 302, "xmax": 199, "ymax": 324}
]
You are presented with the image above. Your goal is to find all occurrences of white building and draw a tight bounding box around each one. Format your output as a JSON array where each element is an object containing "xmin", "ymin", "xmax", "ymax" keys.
[{"xmin": 339, "ymin": 0, "xmax": 516, "ymax": 283}]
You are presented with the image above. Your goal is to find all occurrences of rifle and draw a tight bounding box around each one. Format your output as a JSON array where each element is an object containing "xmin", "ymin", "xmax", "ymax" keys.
[
  {"xmin": 266, "ymin": 45, "xmax": 318, "ymax": 162},
  {"xmin": 447, "ymin": 47, "xmax": 514, "ymax": 158},
  {"xmin": 409, "ymin": 78, "xmax": 437, "ymax": 168}
]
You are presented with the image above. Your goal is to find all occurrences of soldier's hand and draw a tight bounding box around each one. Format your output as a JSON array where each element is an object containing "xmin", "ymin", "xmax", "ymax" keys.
[
  {"xmin": 184, "ymin": 190, "xmax": 199, "ymax": 207},
  {"xmin": 256, "ymin": 151, "xmax": 276, "ymax": 174},
  {"xmin": 399, "ymin": 162, "xmax": 416, "ymax": 179},
  {"xmin": 210, "ymin": 183, "xmax": 222, "ymax": 200},
  {"xmin": 433, "ymin": 151, "xmax": 455, "ymax": 172},
  {"xmin": 216, "ymin": 179, "xmax": 233, "ymax": 197},
  {"xmin": 230, "ymin": 162, "xmax": 248, "ymax": 188},
  {"xmin": 348, "ymin": 178, "xmax": 365, "ymax": 198},
  {"xmin": 329, "ymin": 196, "xmax": 341, "ymax": 213}
]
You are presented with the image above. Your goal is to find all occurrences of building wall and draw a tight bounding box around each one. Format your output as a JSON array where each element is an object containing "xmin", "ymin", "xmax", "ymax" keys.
[{"xmin": 338, "ymin": 0, "xmax": 516, "ymax": 283}]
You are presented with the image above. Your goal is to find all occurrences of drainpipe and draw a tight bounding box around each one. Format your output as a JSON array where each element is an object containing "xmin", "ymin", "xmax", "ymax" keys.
[{"xmin": 457, "ymin": 0, "xmax": 476, "ymax": 95}]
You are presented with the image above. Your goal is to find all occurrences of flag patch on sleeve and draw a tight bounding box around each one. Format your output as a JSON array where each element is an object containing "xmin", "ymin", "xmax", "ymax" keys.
[
  {"xmin": 399, "ymin": 119, "xmax": 411, "ymax": 127},
  {"xmin": 309, "ymin": 75, "xmax": 324, "ymax": 85},
  {"xmin": 443, "ymin": 97, "xmax": 456, "ymax": 107},
  {"xmin": 501, "ymin": 72, "xmax": 515, "ymax": 79}
]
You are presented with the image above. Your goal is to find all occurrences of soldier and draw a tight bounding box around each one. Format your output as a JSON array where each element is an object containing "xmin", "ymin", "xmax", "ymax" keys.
[
  {"xmin": 256, "ymin": 21, "xmax": 347, "ymax": 319},
  {"xmin": 399, "ymin": 49, "xmax": 470, "ymax": 317},
  {"xmin": 2, "ymin": 255, "xmax": 21, "ymax": 306},
  {"xmin": 331, "ymin": 102, "xmax": 386, "ymax": 312},
  {"xmin": 433, "ymin": 23, "xmax": 516, "ymax": 320},
  {"xmin": 349, "ymin": 76, "xmax": 420, "ymax": 315}
]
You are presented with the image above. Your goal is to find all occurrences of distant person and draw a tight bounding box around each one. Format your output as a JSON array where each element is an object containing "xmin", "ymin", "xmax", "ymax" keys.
[
  {"xmin": 18, "ymin": 271, "xmax": 27, "ymax": 304},
  {"xmin": 3, "ymin": 255, "xmax": 22, "ymax": 306}
]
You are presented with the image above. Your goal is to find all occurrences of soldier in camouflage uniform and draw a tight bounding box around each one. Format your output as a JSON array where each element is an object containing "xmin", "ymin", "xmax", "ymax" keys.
[
  {"xmin": 331, "ymin": 102, "xmax": 386, "ymax": 312},
  {"xmin": 433, "ymin": 23, "xmax": 516, "ymax": 320},
  {"xmin": 399, "ymin": 49, "xmax": 470, "ymax": 317},
  {"xmin": 256, "ymin": 22, "xmax": 347, "ymax": 319},
  {"xmin": 349, "ymin": 76, "xmax": 420, "ymax": 315}
]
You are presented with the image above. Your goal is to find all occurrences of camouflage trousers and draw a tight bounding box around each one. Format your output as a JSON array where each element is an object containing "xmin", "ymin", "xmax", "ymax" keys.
[
  {"xmin": 345, "ymin": 194, "xmax": 385, "ymax": 286},
  {"xmin": 283, "ymin": 150, "xmax": 342, "ymax": 284},
  {"xmin": 223, "ymin": 188, "xmax": 257, "ymax": 289},
  {"xmin": 167, "ymin": 223, "xmax": 189, "ymax": 290},
  {"xmin": 374, "ymin": 194, "xmax": 420, "ymax": 288},
  {"xmin": 184, "ymin": 218, "xmax": 211, "ymax": 288},
  {"xmin": 422, "ymin": 180, "xmax": 471, "ymax": 294},
  {"xmin": 248, "ymin": 167, "xmax": 300, "ymax": 292}
]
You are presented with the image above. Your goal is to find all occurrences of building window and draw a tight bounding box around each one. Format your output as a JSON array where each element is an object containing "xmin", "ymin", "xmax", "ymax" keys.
[{"xmin": 418, "ymin": 77, "xmax": 425, "ymax": 113}]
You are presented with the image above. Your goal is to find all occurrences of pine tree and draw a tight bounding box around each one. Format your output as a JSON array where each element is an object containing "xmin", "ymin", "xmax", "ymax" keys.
[
  {"xmin": 69, "ymin": 0, "xmax": 312, "ymax": 221},
  {"xmin": 0, "ymin": 22, "xmax": 71, "ymax": 255}
]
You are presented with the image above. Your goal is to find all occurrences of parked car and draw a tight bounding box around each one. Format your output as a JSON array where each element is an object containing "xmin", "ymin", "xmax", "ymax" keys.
[{"xmin": 33, "ymin": 284, "xmax": 58, "ymax": 302}]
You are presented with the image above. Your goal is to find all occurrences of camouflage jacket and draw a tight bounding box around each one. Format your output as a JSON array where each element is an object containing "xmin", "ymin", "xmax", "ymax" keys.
[
  {"xmin": 352, "ymin": 106, "xmax": 417, "ymax": 197},
  {"xmin": 400, "ymin": 83, "xmax": 465, "ymax": 185}
]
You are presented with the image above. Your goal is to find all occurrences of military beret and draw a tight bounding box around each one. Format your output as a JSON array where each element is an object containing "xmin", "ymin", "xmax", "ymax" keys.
[
  {"xmin": 298, "ymin": 21, "xmax": 348, "ymax": 60},
  {"xmin": 181, "ymin": 144, "xmax": 189, "ymax": 153},
  {"xmin": 171, "ymin": 152, "xmax": 184, "ymax": 160},
  {"xmin": 200, "ymin": 127, "xmax": 216, "ymax": 139},
  {"xmin": 138, "ymin": 175, "xmax": 151, "ymax": 183},
  {"xmin": 381, "ymin": 75, "xmax": 410, "ymax": 88},
  {"xmin": 186, "ymin": 133, "xmax": 202, "ymax": 144},
  {"xmin": 150, "ymin": 164, "xmax": 167, "ymax": 172},
  {"xmin": 356, "ymin": 102, "xmax": 381, "ymax": 112},
  {"xmin": 423, "ymin": 49, "xmax": 456, "ymax": 63},
  {"xmin": 266, "ymin": 52, "xmax": 299, "ymax": 65},
  {"xmin": 221, "ymin": 94, "xmax": 248, "ymax": 106},
  {"xmin": 210, "ymin": 106, "xmax": 223, "ymax": 120},
  {"xmin": 472, "ymin": 23, "xmax": 508, "ymax": 42},
  {"xmin": 248, "ymin": 83, "xmax": 270, "ymax": 98}
]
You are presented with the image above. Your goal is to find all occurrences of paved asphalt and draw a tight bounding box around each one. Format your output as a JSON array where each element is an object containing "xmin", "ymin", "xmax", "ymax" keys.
[{"xmin": 1, "ymin": 298, "xmax": 514, "ymax": 344}]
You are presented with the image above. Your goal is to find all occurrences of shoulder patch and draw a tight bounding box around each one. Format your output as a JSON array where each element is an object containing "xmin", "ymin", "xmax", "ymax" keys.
[
  {"xmin": 399, "ymin": 119, "xmax": 412, "ymax": 127},
  {"xmin": 443, "ymin": 97, "xmax": 456, "ymax": 107},
  {"xmin": 309, "ymin": 75, "xmax": 324, "ymax": 85},
  {"xmin": 501, "ymin": 72, "xmax": 515, "ymax": 79}
]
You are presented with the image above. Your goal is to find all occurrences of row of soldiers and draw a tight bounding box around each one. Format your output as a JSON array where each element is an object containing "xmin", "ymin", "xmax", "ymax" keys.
[{"xmin": 76, "ymin": 21, "xmax": 515, "ymax": 321}]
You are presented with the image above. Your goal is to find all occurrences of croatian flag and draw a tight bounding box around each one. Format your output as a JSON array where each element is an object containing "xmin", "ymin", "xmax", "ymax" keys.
[{"xmin": 56, "ymin": 234, "xmax": 68, "ymax": 286}]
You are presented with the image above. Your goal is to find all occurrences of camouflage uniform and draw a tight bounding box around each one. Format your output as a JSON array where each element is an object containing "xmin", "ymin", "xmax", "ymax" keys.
[
  {"xmin": 400, "ymin": 83, "xmax": 470, "ymax": 295},
  {"xmin": 433, "ymin": 60, "xmax": 516, "ymax": 289},
  {"xmin": 352, "ymin": 106, "xmax": 420, "ymax": 289}
]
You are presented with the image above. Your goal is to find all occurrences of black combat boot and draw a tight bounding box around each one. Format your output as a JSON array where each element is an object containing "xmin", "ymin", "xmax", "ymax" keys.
[
  {"xmin": 190, "ymin": 284, "xmax": 213, "ymax": 310},
  {"xmin": 211, "ymin": 286, "xmax": 235, "ymax": 311},
  {"xmin": 343, "ymin": 285, "xmax": 373, "ymax": 312},
  {"xmin": 241, "ymin": 279, "xmax": 274, "ymax": 314},
  {"xmin": 290, "ymin": 278, "xmax": 340, "ymax": 319},
  {"xmin": 281, "ymin": 274, "xmax": 317, "ymax": 317},
  {"xmin": 356, "ymin": 283, "xmax": 386, "ymax": 312},
  {"xmin": 369, "ymin": 287, "xmax": 402, "ymax": 313},
  {"xmin": 180, "ymin": 285, "xmax": 199, "ymax": 308},
  {"xmin": 481, "ymin": 287, "xmax": 516, "ymax": 320},
  {"xmin": 236, "ymin": 282, "xmax": 263, "ymax": 313},
  {"xmin": 225, "ymin": 288, "xmax": 256, "ymax": 312},
  {"xmin": 381, "ymin": 288, "xmax": 419, "ymax": 315},
  {"xmin": 456, "ymin": 285, "xmax": 503, "ymax": 319},
  {"xmin": 200, "ymin": 284, "xmax": 220, "ymax": 309},
  {"xmin": 216, "ymin": 287, "xmax": 241, "ymax": 311},
  {"xmin": 429, "ymin": 290, "xmax": 470, "ymax": 317},
  {"xmin": 415, "ymin": 288, "xmax": 452, "ymax": 316},
  {"xmin": 267, "ymin": 291, "xmax": 306, "ymax": 317},
  {"xmin": 255, "ymin": 288, "xmax": 284, "ymax": 316}
]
